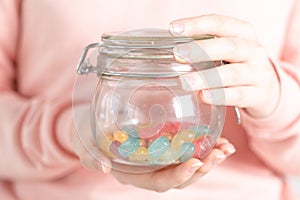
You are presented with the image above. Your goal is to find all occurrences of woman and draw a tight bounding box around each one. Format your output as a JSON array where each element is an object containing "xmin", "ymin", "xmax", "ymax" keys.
[{"xmin": 0, "ymin": 0, "xmax": 299, "ymax": 199}]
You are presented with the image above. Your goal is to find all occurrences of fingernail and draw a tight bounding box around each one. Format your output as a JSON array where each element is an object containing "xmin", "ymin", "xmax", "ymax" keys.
[
  {"xmin": 225, "ymin": 146, "xmax": 236, "ymax": 155},
  {"xmin": 179, "ymin": 72, "xmax": 205, "ymax": 91},
  {"xmin": 173, "ymin": 44, "xmax": 191, "ymax": 59},
  {"xmin": 100, "ymin": 162, "xmax": 111, "ymax": 174},
  {"xmin": 189, "ymin": 161, "xmax": 204, "ymax": 173},
  {"xmin": 202, "ymin": 90, "xmax": 212, "ymax": 102},
  {"xmin": 169, "ymin": 22, "xmax": 185, "ymax": 35},
  {"xmin": 212, "ymin": 153, "xmax": 226, "ymax": 165}
]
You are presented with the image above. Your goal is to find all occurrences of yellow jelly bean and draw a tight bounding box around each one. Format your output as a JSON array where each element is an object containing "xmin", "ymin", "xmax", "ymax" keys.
[
  {"xmin": 155, "ymin": 148, "xmax": 179, "ymax": 165},
  {"xmin": 178, "ymin": 129, "xmax": 195, "ymax": 142},
  {"xmin": 129, "ymin": 147, "xmax": 149, "ymax": 163},
  {"xmin": 170, "ymin": 129, "xmax": 195, "ymax": 150},
  {"xmin": 113, "ymin": 130, "xmax": 129, "ymax": 143},
  {"xmin": 98, "ymin": 133, "xmax": 115, "ymax": 159}
]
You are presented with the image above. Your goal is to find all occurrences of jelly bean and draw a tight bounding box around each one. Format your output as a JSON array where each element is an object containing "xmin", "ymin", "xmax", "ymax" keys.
[
  {"xmin": 170, "ymin": 135, "xmax": 185, "ymax": 150},
  {"xmin": 193, "ymin": 135, "xmax": 212, "ymax": 159},
  {"xmin": 159, "ymin": 121, "xmax": 180, "ymax": 136},
  {"xmin": 148, "ymin": 136, "xmax": 169, "ymax": 159},
  {"xmin": 110, "ymin": 140, "xmax": 122, "ymax": 158},
  {"xmin": 163, "ymin": 132, "xmax": 173, "ymax": 141},
  {"xmin": 179, "ymin": 142, "xmax": 195, "ymax": 162},
  {"xmin": 118, "ymin": 137, "xmax": 140, "ymax": 158},
  {"xmin": 170, "ymin": 121, "xmax": 181, "ymax": 134},
  {"xmin": 147, "ymin": 138, "xmax": 155, "ymax": 147},
  {"xmin": 154, "ymin": 148, "xmax": 179, "ymax": 165},
  {"xmin": 178, "ymin": 129, "xmax": 195, "ymax": 142},
  {"xmin": 189, "ymin": 125, "xmax": 209, "ymax": 138},
  {"xmin": 122, "ymin": 126, "xmax": 139, "ymax": 137},
  {"xmin": 113, "ymin": 130, "xmax": 129, "ymax": 143},
  {"xmin": 170, "ymin": 129, "xmax": 195, "ymax": 150},
  {"xmin": 139, "ymin": 138, "xmax": 147, "ymax": 147},
  {"xmin": 98, "ymin": 133, "xmax": 115, "ymax": 158},
  {"xmin": 129, "ymin": 147, "xmax": 149, "ymax": 163}
]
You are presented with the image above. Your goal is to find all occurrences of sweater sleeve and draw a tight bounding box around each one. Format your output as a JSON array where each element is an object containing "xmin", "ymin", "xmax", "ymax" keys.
[
  {"xmin": 241, "ymin": 0, "xmax": 300, "ymax": 176},
  {"xmin": 0, "ymin": 0, "xmax": 80, "ymax": 181}
]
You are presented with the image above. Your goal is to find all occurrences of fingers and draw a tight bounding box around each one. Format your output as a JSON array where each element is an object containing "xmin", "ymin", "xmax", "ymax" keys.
[
  {"xmin": 215, "ymin": 137, "xmax": 236, "ymax": 156},
  {"xmin": 179, "ymin": 63, "xmax": 256, "ymax": 90},
  {"xmin": 72, "ymin": 133, "xmax": 112, "ymax": 173},
  {"xmin": 173, "ymin": 37, "xmax": 263, "ymax": 63},
  {"xmin": 150, "ymin": 158, "xmax": 204, "ymax": 192},
  {"xmin": 111, "ymin": 137, "xmax": 235, "ymax": 192},
  {"xmin": 200, "ymin": 86, "xmax": 258, "ymax": 107},
  {"xmin": 176, "ymin": 138, "xmax": 236, "ymax": 189},
  {"xmin": 169, "ymin": 14, "xmax": 257, "ymax": 41},
  {"xmin": 178, "ymin": 65, "xmax": 258, "ymax": 107},
  {"xmin": 111, "ymin": 158, "xmax": 204, "ymax": 192}
]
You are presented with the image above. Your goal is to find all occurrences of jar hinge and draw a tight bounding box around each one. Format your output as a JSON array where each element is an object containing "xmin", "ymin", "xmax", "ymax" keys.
[{"xmin": 77, "ymin": 43, "xmax": 103, "ymax": 75}]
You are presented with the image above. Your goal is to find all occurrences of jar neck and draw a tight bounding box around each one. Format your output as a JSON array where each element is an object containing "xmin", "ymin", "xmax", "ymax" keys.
[{"xmin": 77, "ymin": 29, "xmax": 215, "ymax": 77}]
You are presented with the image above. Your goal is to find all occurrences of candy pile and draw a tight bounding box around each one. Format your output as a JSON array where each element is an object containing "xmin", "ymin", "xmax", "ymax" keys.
[{"xmin": 97, "ymin": 122, "xmax": 212, "ymax": 165}]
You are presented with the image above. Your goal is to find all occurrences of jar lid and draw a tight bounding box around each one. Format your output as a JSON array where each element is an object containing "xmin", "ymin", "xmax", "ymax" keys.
[
  {"xmin": 101, "ymin": 28, "xmax": 213, "ymax": 48},
  {"xmin": 77, "ymin": 28, "xmax": 216, "ymax": 78}
]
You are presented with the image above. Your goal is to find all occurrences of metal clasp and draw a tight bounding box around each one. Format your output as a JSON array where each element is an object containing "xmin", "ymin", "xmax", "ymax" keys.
[
  {"xmin": 77, "ymin": 43, "xmax": 103, "ymax": 75},
  {"xmin": 234, "ymin": 106, "xmax": 241, "ymax": 125}
]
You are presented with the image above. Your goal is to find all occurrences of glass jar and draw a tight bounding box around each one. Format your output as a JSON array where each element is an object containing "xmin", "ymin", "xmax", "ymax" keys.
[{"xmin": 75, "ymin": 29, "xmax": 226, "ymax": 173}]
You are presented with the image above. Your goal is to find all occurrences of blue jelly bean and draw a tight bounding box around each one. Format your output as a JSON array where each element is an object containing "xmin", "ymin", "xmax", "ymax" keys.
[
  {"xmin": 148, "ymin": 136, "xmax": 169, "ymax": 159},
  {"xmin": 118, "ymin": 137, "xmax": 140, "ymax": 158},
  {"xmin": 189, "ymin": 125, "xmax": 209, "ymax": 137},
  {"xmin": 122, "ymin": 126, "xmax": 139, "ymax": 138},
  {"xmin": 179, "ymin": 142, "xmax": 195, "ymax": 162}
]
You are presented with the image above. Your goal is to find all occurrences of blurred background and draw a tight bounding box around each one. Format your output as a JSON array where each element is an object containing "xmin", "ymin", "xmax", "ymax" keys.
[{"xmin": 289, "ymin": 177, "xmax": 300, "ymax": 198}]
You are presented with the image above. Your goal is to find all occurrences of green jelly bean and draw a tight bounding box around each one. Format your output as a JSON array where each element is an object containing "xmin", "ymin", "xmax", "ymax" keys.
[
  {"xmin": 179, "ymin": 142, "xmax": 195, "ymax": 162},
  {"xmin": 148, "ymin": 136, "xmax": 169, "ymax": 159},
  {"xmin": 118, "ymin": 137, "xmax": 140, "ymax": 158}
]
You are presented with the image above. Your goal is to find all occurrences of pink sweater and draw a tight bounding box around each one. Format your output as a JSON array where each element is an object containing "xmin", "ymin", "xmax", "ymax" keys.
[{"xmin": 0, "ymin": 0, "xmax": 299, "ymax": 199}]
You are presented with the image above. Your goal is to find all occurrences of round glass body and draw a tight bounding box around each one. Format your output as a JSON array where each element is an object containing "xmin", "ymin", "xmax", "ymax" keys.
[{"xmin": 76, "ymin": 29, "xmax": 225, "ymax": 172}]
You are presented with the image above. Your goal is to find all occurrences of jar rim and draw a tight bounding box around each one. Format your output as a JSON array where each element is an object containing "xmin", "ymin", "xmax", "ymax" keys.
[{"xmin": 101, "ymin": 28, "xmax": 213, "ymax": 48}]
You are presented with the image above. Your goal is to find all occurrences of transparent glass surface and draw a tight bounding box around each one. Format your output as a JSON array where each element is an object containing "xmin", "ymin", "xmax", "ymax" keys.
[{"xmin": 74, "ymin": 29, "xmax": 225, "ymax": 173}]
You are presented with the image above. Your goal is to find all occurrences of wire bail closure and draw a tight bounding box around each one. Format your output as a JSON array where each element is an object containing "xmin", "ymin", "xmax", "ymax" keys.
[{"xmin": 77, "ymin": 43, "xmax": 102, "ymax": 75}]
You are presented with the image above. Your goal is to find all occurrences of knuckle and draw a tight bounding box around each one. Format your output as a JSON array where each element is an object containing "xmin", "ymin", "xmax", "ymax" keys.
[
  {"xmin": 232, "ymin": 88, "xmax": 247, "ymax": 107},
  {"xmin": 229, "ymin": 65, "xmax": 244, "ymax": 83},
  {"xmin": 223, "ymin": 38, "xmax": 245, "ymax": 60},
  {"xmin": 241, "ymin": 21, "xmax": 257, "ymax": 39},
  {"xmin": 154, "ymin": 186, "xmax": 168, "ymax": 193},
  {"xmin": 258, "ymin": 69, "xmax": 274, "ymax": 86},
  {"xmin": 149, "ymin": 177, "xmax": 169, "ymax": 193},
  {"xmin": 173, "ymin": 175, "xmax": 186, "ymax": 186},
  {"xmin": 224, "ymin": 38, "xmax": 237, "ymax": 53},
  {"xmin": 256, "ymin": 45, "xmax": 267, "ymax": 56}
]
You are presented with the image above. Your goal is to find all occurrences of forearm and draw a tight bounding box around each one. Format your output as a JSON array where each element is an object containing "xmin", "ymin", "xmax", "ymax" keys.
[{"xmin": 0, "ymin": 91, "xmax": 79, "ymax": 181}]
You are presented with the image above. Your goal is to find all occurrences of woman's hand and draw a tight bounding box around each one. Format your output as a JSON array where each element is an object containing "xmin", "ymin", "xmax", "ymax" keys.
[
  {"xmin": 170, "ymin": 14, "xmax": 280, "ymax": 118},
  {"xmin": 73, "ymin": 132, "xmax": 111, "ymax": 173},
  {"xmin": 74, "ymin": 121, "xmax": 235, "ymax": 192},
  {"xmin": 110, "ymin": 137, "xmax": 235, "ymax": 192},
  {"xmin": 72, "ymin": 105, "xmax": 112, "ymax": 173}
]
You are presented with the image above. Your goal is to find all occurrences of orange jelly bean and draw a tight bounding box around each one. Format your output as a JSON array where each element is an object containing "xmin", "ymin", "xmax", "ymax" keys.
[{"xmin": 113, "ymin": 130, "xmax": 129, "ymax": 143}]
